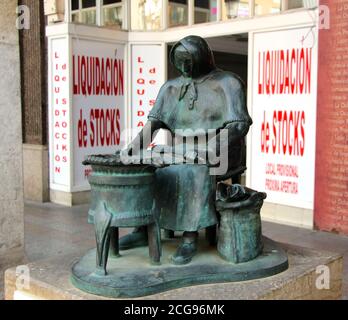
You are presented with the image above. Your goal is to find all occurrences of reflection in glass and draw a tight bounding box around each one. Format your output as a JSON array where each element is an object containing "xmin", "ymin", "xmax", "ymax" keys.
[
  {"xmin": 131, "ymin": 0, "xmax": 162, "ymax": 31},
  {"xmin": 222, "ymin": 0, "xmax": 249, "ymax": 20},
  {"xmin": 169, "ymin": 0, "xmax": 188, "ymax": 27},
  {"xmin": 103, "ymin": 6, "xmax": 123, "ymax": 28},
  {"xmin": 77, "ymin": 0, "xmax": 96, "ymax": 25},
  {"xmin": 303, "ymin": 0, "xmax": 318, "ymax": 8},
  {"xmin": 82, "ymin": 0, "xmax": 96, "ymax": 8},
  {"xmin": 71, "ymin": 0, "xmax": 79, "ymax": 11},
  {"xmin": 287, "ymin": 0, "xmax": 304, "ymax": 9},
  {"xmin": 72, "ymin": 13, "xmax": 79, "ymax": 22},
  {"xmin": 103, "ymin": 0, "xmax": 123, "ymax": 28},
  {"xmin": 194, "ymin": 0, "xmax": 217, "ymax": 24},
  {"xmin": 81, "ymin": 9, "xmax": 97, "ymax": 24},
  {"xmin": 255, "ymin": 0, "xmax": 281, "ymax": 15}
]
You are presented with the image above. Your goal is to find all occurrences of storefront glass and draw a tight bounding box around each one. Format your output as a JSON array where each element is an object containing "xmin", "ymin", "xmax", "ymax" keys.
[
  {"xmin": 70, "ymin": 0, "xmax": 97, "ymax": 25},
  {"xmin": 103, "ymin": 0, "xmax": 123, "ymax": 28},
  {"xmin": 255, "ymin": 0, "xmax": 281, "ymax": 15},
  {"xmin": 71, "ymin": 0, "xmax": 80, "ymax": 23},
  {"xmin": 131, "ymin": 0, "xmax": 162, "ymax": 31},
  {"xmin": 194, "ymin": 0, "xmax": 217, "ymax": 24},
  {"xmin": 72, "ymin": 0, "xmax": 79, "ymax": 11},
  {"xmin": 169, "ymin": 0, "xmax": 188, "ymax": 27},
  {"xmin": 81, "ymin": 0, "xmax": 97, "ymax": 24},
  {"xmin": 81, "ymin": 10, "xmax": 97, "ymax": 25},
  {"xmin": 222, "ymin": 0, "xmax": 249, "ymax": 20},
  {"xmin": 288, "ymin": 0, "xmax": 304, "ymax": 9},
  {"xmin": 72, "ymin": 12, "xmax": 80, "ymax": 22}
]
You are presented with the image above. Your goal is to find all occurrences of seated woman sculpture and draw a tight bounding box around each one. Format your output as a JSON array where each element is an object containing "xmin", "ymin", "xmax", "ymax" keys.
[{"xmin": 120, "ymin": 35, "xmax": 252, "ymax": 265}]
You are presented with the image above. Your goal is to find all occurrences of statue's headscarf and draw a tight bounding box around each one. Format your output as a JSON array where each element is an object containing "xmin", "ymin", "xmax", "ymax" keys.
[{"xmin": 170, "ymin": 36, "xmax": 217, "ymax": 109}]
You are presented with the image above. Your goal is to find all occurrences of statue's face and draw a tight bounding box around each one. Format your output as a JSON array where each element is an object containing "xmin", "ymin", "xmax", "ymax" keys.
[{"xmin": 174, "ymin": 45, "xmax": 193, "ymax": 78}]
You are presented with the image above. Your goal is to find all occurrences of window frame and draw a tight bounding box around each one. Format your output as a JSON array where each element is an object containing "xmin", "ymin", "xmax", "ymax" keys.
[
  {"xmin": 64, "ymin": 0, "xmax": 314, "ymax": 29},
  {"xmin": 67, "ymin": 0, "xmax": 126, "ymax": 28}
]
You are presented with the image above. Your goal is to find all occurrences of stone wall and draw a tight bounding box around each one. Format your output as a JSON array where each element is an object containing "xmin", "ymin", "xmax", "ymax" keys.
[
  {"xmin": 0, "ymin": 1, "xmax": 24, "ymax": 263},
  {"xmin": 315, "ymin": 0, "xmax": 348, "ymax": 235}
]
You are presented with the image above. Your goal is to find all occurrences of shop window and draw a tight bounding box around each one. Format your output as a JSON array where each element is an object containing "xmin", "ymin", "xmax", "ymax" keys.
[
  {"xmin": 72, "ymin": 12, "xmax": 80, "ymax": 22},
  {"xmin": 71, "ymin": 0, "xmax": 81, "ymax": 22},
  {"xmin": 81, "ymin": 0, "xmax": 97, "ymax": 24},
  {"xmin": 287, "ymin": 0, "xmax": 304, "ymax": 9},
  {"xmin": 287, "ymin": 0, "xmax": 317, "ymax": 9},
  {"xmin": 287, "ymin": 0, "xmax": 319, "ymax": 10},
  {"xmin": 131, "ymin": 0, "xmax": 162, "ymax": 31},
  {"xmin": 255, "ymin": 0, "xmax": 281, "ymax": 15},
  {"xmin": 70, "ymin": 0, "xmax": 123, "ymax": 28},
  {"xmin": 169, "ymin": 0, "xmax": 188, "ymax": 27},
  {"xmin": 194, "ymin": 0, "xmax": 217, "ymax": 24},
  {"xmin": 222, "ymin": 0, "xmax": 249, "ymax": 20},
  {"xmin": 72, "ymin": 0, "xmax": 79, "ymax": 11},
  {"xmin": 70, "ymin": 0, "xmax": 97, "ymax": 25},
  {"xmin": 103, "ymin": 0, "xmax": 123, "ymax": 28}
]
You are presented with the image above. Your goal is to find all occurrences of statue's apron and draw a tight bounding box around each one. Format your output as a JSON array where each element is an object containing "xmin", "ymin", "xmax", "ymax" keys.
[{"xmin": 154, "ymin": 138, "xmax": 217, "ymax": 232}]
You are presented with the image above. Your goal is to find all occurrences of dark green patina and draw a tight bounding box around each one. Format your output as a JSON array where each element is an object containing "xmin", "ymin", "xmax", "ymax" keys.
[
  {"xmin": 71, "ymin": 237, "xmax": 288, "ymax": 299},
  {"xmin": 82, "ymin": 154, "xmax": 161, "ymax": 275},
  {"xmin": 216, "ymin": 184, "xmax": 266, "ymax": 263},
  {"xmin": 71, "ymin": 35, "xmax": 289, "ymax": 298}
]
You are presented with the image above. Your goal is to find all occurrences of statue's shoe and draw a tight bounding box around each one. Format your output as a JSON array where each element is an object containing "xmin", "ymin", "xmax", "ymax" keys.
[
  {"xmin": 171, "ymin": 238, "xmax": 198, "ymax": 265},
  {"xmin": 119, "ymin": 228, "xmax": 148, "ymax": 250}
]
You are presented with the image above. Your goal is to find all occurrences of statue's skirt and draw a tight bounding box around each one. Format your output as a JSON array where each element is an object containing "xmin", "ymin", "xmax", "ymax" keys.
[{"xmin": 155, "ymin": 164, "xmax": 218, "ymax": 232}]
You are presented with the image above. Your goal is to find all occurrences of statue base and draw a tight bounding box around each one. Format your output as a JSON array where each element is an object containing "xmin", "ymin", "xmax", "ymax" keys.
[
  {"xmin": 71, "ymin": 237, "xmax": 288, "ymax": 298},
  {"xmin": 4, "ymin": 239, "xmax": 343, "ymax": 300}
]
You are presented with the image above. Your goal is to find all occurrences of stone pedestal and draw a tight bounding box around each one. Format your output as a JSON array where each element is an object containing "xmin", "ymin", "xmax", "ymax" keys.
[
  {"xmin": 0, "ymin": 0, "xmax": 25, "ymax": 298},
  {"xmin": 4, "ymin": 242, "xmax": 343, "ymax": 300}
]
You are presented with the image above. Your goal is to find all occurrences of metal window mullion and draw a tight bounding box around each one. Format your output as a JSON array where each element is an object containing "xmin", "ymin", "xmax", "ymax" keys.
[
  {"xmin": 163, "ymin": 0, "xmax": 168, "ymax": 30},
  {"xmin": 249, "ymin": 0, "xmax": 255, "ymax": 17},
  {"xmin": 122, "ymin": 0, "xmax": 128, "ymax": 30},
  {"xmin": 216, "ymin": 0, "xmax": 222, "ymax": 22},
  {"xmin": 97, "ymin": 0, "xmax": 102, "ymax": 26},
  {"xmin": 65, "ymin": 0, "xmax": 72, "ymax": 22},
  {"xmin": 188, "ymin": 0, "xmax": 194, "ymax": 25},
  {"xmin": 79, "ymin": 0, "xmax": 82, "ymax": 22},
  {"xmin": 282, "ymin": 0, "xmax": 289, "ymax": 11}
]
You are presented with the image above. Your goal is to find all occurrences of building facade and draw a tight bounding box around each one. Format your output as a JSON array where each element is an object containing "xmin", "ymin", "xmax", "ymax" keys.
[{"xmin": 28, "ymin": 0, "xmax": 348, "ymax": 235}]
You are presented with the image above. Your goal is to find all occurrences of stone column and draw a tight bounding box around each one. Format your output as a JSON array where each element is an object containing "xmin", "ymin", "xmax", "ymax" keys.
[
  {"xmin": 20, "ymin": 0, "xmax": 49, "ymax": 202},
  {"xmin": 0, "ymin": 0, "xmax": 25, "ymax": 288}
]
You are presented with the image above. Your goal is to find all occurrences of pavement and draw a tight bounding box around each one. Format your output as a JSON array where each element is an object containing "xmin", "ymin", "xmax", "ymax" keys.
[{"xmin": 1, "ymin": 201, "xmax": 347, "ymax": 299}]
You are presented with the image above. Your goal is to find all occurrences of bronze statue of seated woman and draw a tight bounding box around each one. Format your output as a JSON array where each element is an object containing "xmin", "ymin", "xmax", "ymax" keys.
[{"xmin": 119, "ymin": 35, "xmax": 252, "ymax": 265}]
